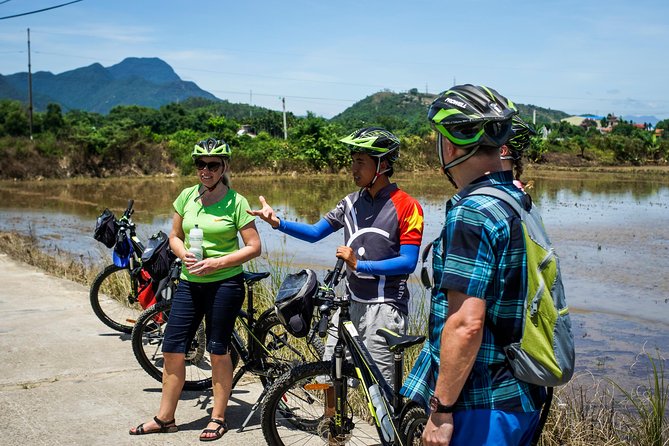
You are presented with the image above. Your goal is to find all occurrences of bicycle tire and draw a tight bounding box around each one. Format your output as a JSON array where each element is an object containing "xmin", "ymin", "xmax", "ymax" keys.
[
  {"xmin": 89, "ymin": 264, "xmax": 143, "ymax": 333},
  {"xmin": 261, "ymin": 361, "xmax": 382, "ymax": 445},
  {"xmin": 131, "ymin": 300, "xmax": 240, "ymax": 391},
  {"xmin": 400, "ymin": 405, "xmax": 427, "ymax": 446},
  {"xmin": 253, "ymin": 310, "xmax": 326, "ymax": 385}
]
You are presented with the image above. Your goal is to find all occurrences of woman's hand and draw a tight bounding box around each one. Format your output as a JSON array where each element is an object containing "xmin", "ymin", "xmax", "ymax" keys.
[
  {"xmin": 246, "ymin": 196, "xmax": 280, "ymax": 229},
  {"xmin": 186, "ymin": 257, "xmax": 223, "ymax": 276},
  {"xmin": 182, "ymin": 251, "xmax": 198, "ymax": 268},
  {"xmin": 336, "ymin": 245, "xmax": 357, "ymax": 270}
]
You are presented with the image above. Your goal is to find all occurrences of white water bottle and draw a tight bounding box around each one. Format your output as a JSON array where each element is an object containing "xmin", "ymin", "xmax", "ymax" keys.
[
  {"xmin": 368, "ymin": 384, "xmax": 393, "ymax": 442},
  {"xmin": 188, "ymin": 224, "xmax": 203, "ymax": 261}
]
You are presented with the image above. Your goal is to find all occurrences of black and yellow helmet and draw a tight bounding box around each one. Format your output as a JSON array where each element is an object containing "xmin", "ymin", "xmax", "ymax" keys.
[
  {"xmin": 428, "ymin": 84, "xmax": 517, "ymax": 150},
  {"xmin": 191, "ymin": 137, "xmax": 231, "ymax": 159},
  {"xmin": 339, "ymin": 127, "xmax": 400, "ymax": 164}
]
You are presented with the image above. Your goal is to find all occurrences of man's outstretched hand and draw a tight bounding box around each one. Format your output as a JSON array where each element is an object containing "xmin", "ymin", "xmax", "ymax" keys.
[{"xmin": 246, "ymin": 195, "xmax": 280, "ymax": 229}]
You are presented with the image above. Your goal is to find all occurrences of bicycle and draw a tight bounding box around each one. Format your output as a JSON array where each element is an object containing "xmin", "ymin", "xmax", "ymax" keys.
[
  {"xmin": 90, "ymin": 199, "xmax": 150, "ymax": 333},
  {"xmin": 261, "ymin": 258, "xmax": 428, "ymax": 446},
  {"xmin": 131, "ymin": 257, "xmax": 327, "ymax": 432}
]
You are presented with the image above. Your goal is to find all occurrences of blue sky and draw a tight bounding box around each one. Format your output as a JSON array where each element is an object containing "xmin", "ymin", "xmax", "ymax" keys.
[{"xmin": 1, "ymin": 0, "xmax": 668, "ymax": 120}]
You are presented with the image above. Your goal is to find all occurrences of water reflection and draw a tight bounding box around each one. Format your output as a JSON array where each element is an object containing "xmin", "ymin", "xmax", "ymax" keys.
[{"xmin": 0, "ymin": 171, "xmax": 668, "ymax": 385}]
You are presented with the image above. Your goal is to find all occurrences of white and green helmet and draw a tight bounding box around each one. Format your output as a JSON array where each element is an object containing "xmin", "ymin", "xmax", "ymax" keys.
[
  {"xmin": 191, "ymin": 137, "xmax": 231, "ymax": 159},
  {"xmin": 339, "ymin": 127, "xmax": 400, "ymax": 163}
]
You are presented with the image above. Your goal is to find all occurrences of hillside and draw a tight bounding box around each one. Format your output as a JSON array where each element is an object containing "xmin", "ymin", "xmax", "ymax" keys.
[
  {"xmin": 332, "ymin": 89, "xmax": 434, "ymax": 124},
  {"xmin": 332, "ymin": 90, "xmax": 571, "ymax": 130},
  {"xmin": 0, "ymin": 57, "xmax": 218, "ymax": 114}
]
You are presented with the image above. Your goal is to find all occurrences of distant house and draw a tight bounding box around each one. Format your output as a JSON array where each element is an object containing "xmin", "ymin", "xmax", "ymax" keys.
[
  {"xmin": 599, "ymin": 113, "xmax": 620, "ymax": 134},
  {"xmin": 236, "ymin": 125, "xmax": 257, "ymax": 138},
  {"xmin": 561, "ymin": 115, "xmax": 602, "ymax": 131}
]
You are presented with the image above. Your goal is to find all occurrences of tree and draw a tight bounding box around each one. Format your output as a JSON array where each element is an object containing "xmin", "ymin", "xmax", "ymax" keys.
[
  {"xmin": 0, "ymin": 100, "xmax": 29, "ymax": 137},
  {"xmin": 43, "ymin": 103, "xmax": 65, "ymax": 134}
]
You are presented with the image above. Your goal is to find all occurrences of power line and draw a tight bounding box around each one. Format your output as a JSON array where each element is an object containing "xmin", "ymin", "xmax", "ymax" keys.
[{"xmin": 0, "ymin": 0, "xmax": 84, "ymax": 20}]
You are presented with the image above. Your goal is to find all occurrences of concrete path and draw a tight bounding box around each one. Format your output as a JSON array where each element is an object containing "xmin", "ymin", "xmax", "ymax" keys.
[{"xmin": 0, "ymin": 254, "xmax": 268, "ymax": 445}]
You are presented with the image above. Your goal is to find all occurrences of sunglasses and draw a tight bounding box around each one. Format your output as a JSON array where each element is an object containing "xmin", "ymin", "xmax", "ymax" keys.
[{"xmin": 194, "ymin": 160, "xmax": 223, "ymax": 172}]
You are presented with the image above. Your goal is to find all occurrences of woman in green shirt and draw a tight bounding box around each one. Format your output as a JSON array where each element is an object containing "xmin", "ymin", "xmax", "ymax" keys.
[{"xmin": 130, "ymin": 138, "xmax": 261, "ymax": 441}]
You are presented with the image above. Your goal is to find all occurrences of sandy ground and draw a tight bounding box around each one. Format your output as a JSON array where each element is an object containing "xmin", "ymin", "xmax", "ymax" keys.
[{"xmin": 0, "ymin": 254, "xmax": 268, "ymax": 446}]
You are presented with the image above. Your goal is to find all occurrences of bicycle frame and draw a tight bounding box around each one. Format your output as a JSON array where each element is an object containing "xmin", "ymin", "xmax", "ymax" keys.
[
  {"xmin": 318, "ymin": 259, "xmax": 424, "ymax": 446},
  {"xmin": 328, "ymin": 307, "xmax": 404, "ymax": 445}
]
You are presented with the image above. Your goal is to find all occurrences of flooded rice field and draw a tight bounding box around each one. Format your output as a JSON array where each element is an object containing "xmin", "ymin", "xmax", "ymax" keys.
[{"xmin": 0, "ymin": 170, "xmax": 667, "ymax": 388}]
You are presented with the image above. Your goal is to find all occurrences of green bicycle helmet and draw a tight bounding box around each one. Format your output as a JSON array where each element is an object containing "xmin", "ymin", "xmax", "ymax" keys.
[
  {"xmin": 504, "ymin": 115, "xmax": 537, "ymax": 160},
  {"xmin": 339, "ymin": 127, "xmax": 400, "ymax": 164},
  {"xmin": 428, "ymin": 84, "xmax": 517, "ymax": 151},
  {"xmin": 191, "ymin": 137, "xmax": 231, "ymax": 159},
  {"xmin": 428, "ymin": 84, "xmax": 517, "ymax": 186}
]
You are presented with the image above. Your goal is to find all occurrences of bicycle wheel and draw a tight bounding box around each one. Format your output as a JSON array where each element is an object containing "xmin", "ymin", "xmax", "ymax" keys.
[
  {"xmin": 400, "ymin": 406, "xmax": 427, "ymax": 446},
  {"xmin": 90, "ymin": 264, "xmax": 143, "ymax": 333},
  {"xmin": 131, "ymin": 300, "xmax": 239, "ymax": 391},
  {"xmin": 261, "ymin": 361, "xmax": 381, "ymax": 446},
  {"xmin": 253, "ymin": 310, "xmax": 326, "ymax": 384}
]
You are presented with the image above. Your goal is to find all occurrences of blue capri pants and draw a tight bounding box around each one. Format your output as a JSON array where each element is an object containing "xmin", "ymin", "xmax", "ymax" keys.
[{"xmin": 162, "ymin": 274, "xmax": 245, "ymax": 355}]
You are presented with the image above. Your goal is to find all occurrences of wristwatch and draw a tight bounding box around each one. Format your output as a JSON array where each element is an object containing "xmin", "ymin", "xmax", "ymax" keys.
[{"xmin": 429, "ymin": 396, "xmax": 455, "ymax": 413}]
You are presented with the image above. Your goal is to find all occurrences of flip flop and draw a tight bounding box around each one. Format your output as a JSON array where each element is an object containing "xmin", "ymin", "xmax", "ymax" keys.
[
  {"xmin": 129, "ymin": 416, "xmax": 178, "ymax": 435},
  {"xmin": 199, "ymin": 418, "xmax": 228, "ymax": 442}
]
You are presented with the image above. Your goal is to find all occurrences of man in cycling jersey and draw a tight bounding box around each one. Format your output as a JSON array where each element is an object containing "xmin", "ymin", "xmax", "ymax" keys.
[
  {"xmin": 402, "ymin": 85, "xmax": 545, "ymax": 446},
  {"xmin": 248, "ymin": 127, "xmax": 424, "ymax": 384}
]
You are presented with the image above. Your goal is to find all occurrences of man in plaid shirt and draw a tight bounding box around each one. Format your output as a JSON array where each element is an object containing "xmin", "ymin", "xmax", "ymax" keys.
[{"xmin": 402, "ymin": 85, "xmax": 545, "ymax": 446}]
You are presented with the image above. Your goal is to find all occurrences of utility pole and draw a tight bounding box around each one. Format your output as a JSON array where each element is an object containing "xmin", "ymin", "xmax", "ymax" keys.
[
  {"xmin": 281, "ymin": 97, "xmax": 287, "ymax": 140},
  {"xmin": 249, "ymin": 89, "xmax": 252, "ymax": 118},
  {"xmin": 27, "ymin": 28, "xmax": 34, "ymax": 141}
]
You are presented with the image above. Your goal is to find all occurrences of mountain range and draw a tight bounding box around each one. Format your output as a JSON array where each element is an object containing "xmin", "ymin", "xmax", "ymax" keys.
[
  {"xmin": 0, "ymin": 57, "xmax": 217, "ymax": 114},
  {"xmin": 0, "ymin": 57, "xmax": 661, "ymax": 125}
]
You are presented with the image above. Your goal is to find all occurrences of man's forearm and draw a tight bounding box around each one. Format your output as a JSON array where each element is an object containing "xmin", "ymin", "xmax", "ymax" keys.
[{"xmin": 433, "ymin": 291, "xmax": 485, "ymax": 405}]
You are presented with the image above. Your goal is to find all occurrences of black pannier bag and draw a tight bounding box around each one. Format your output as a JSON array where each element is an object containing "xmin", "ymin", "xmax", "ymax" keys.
[
  {"xmin": 94, "ymin": 208, "xmax": 118, "ymax": 248},
  {"xmin": 141, "ymin": 231, "xmax": 175, "ymax": 281},
  {"xmin": 274, "ymin": 269, "xmax": 318, "ymax": 338}
]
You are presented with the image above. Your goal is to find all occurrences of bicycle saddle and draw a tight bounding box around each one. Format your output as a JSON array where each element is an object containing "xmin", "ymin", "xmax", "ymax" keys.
[
  {"xmin": 243, "ymin": 271, "xmax": 270, "ymax": 285},
  {"xmin": 376, "ymin": 328, "xmax": 425, "ymax": 352}
]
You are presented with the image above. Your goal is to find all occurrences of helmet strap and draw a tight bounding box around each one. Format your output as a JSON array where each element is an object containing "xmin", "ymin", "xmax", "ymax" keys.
[
  {"xmin": 365, "ymin": 158, "xmax": 390, "ymax": 189},
  {"xmin": 193, "ymin": 176, "xmax": 223, "ymax": 202},
  {"xmin": 441, "ymin": 145, "xmax": 480, "ymax": 189}
]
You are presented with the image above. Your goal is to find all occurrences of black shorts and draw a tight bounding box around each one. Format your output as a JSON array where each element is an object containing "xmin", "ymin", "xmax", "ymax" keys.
[{"xmin": 162, "ymin": 274, "xmax": 245, "ymax": 355}]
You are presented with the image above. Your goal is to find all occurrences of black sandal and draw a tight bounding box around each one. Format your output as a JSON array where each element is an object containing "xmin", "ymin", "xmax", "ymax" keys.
[
  {"xmin": 199, "ymin": 418, "xmax": 228, "ymax": 442},
  {"xmin": 129, "ymin": 416, "xmax": 178, "ymax": 435}
]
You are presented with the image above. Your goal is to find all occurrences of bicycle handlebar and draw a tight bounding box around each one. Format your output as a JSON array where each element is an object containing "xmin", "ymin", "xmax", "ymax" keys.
[
  {"xmin": 317, "ymin": 257, "xmax": 345, "ymax": 337},
  {"xmin": 169, "ymin": 258, "xmax": 183, "ymax": 281},
  {"xmin": 123, "ymin": 199, "xmax": 135, "ymax": 219}
]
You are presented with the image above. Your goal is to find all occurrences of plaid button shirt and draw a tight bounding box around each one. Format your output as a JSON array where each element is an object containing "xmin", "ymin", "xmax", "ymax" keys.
[{"xmin": 402, "ymin": 171, "xmax": 544, "ymax": 412}]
